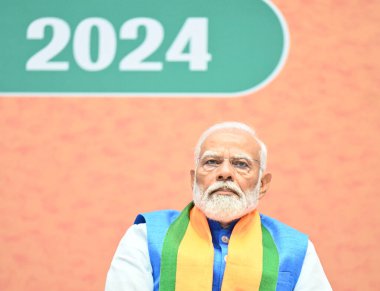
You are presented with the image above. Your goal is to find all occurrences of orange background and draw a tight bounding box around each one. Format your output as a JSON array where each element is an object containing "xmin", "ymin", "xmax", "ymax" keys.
[{"xmin": 1, "ymin": 1, "xmax": 379, "ymax": 290}]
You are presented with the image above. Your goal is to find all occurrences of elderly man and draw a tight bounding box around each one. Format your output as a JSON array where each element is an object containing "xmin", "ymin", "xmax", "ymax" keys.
[{"xmin": 105, "ymin": 122, "xmax": 332, "ymax": 291}]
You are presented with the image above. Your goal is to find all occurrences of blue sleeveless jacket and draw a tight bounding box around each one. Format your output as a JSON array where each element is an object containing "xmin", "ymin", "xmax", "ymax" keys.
[{"xmin": 135, "ymin": 210, "xmax": 308, "ymax": 291}]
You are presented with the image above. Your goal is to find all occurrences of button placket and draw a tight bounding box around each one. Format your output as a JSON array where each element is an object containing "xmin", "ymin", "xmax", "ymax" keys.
[{"xmin": 221, "ymin": 235, "xmax": 229, "ymax": 244}]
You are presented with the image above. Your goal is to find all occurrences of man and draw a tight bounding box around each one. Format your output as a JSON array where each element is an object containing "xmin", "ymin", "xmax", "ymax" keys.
[{"xmin": 105, "ymin": 122, "xmax": 332, "ymax": 291}]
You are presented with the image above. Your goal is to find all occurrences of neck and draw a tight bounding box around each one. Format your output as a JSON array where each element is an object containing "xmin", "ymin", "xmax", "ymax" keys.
[{"xmin": 220, "ymin": 221, "xmax": 232, "ymax": 229}]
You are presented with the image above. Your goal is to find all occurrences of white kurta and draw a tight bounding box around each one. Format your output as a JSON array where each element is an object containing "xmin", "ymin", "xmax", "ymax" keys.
[{"xmin": 105, "ymin": 223, "xmax": 332, "ymax": 291}]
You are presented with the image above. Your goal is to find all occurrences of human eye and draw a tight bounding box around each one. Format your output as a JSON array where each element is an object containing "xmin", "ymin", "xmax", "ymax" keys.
[
  {"xmin": 204, "ymin": 158, "xmax": 220, "ymax": 166},
  {"xmin": 232, "ymin": 159, "xmax": 250, "ymax": 169}
]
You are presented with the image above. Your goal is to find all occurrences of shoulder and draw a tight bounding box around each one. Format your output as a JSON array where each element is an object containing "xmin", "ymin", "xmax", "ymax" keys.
[
  {"xmin": 133, "ymin": 209, "xmax": 181, "ymax": 252},
  {"xmin": 260, "ymin": 213, "xmax": 308, "ymax": 240},
  {"xmin": 259, "ymin": 212, "xmax": 308, "ymax": 254},
  {"xmin": 122, "ymin": 223, "xmax": 148, "ymax": 244},
  {"xmin": 134, "ymin": 209, "xmax": 181, "ymax": 225}
]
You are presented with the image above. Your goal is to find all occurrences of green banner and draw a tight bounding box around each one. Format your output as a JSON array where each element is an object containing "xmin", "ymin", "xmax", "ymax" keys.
[{"xmin": 0, "ymin": 0, "xmax": 288, "ymax": 96}]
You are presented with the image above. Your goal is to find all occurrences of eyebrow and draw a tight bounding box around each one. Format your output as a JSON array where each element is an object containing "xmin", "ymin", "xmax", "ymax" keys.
[
  {"xmin": 232, "ymin": 153, "xmax": 255, "ymax": 163},
  {"xmin": 200, "ymin": 151, "xmax": 257, "ymax": 164},
  {"xmin": 200, "ymin": 150, "xmax": 221, "ymax": 160}
]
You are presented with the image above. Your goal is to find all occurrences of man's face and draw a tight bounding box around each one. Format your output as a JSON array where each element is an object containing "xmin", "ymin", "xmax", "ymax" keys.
[{"xmin": 191, "ymin": 129, "xmax": 270, "ymax": 223}]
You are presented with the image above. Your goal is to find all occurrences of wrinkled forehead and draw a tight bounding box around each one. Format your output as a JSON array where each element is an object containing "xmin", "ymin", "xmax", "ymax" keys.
[{"xmin": 199, "ymin": 129, "xmax": 261, "ymax": 160}]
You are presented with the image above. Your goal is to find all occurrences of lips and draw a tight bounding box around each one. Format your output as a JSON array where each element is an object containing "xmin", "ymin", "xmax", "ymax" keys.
[{"xmin": 211, "ymin": 187, "xmax": 237, "ymax": 196}]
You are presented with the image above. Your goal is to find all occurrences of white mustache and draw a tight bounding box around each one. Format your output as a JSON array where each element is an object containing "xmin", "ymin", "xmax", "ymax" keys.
[{"xmin": 204, "ymin": 181, "xmax": 245, "ymax": 197}]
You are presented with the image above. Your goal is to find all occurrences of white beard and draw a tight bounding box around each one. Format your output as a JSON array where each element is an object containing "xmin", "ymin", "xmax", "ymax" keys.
[{"xmin": 192, "ymin": 173, "xmax": 262, "ymax": 223}]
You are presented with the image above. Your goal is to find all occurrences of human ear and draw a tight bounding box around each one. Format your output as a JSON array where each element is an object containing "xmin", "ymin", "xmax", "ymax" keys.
[{"xmin": 259, "ymin": 172, "xmax": 272, "ymax": 199}]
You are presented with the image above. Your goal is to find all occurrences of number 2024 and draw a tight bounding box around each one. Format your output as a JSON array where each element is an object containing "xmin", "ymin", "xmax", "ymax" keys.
[{"xmin": 26, "ymin": 17, "xmax": 212, "ymax": 72}]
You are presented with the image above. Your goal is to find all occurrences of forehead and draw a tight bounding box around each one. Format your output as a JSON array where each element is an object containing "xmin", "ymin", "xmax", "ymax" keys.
[{"xmin": 200, "ymin": 129, "xmax": 260, "ymax": 159}]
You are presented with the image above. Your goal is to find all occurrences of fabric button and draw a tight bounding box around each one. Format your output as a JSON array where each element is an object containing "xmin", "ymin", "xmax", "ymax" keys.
[
  {"xmin": 221, "ymin": 235, "xmax": 229, "ymax": 244},
  {"xmin": 224, "ymin": 255, "xmax": 227, "ymax": 262}
]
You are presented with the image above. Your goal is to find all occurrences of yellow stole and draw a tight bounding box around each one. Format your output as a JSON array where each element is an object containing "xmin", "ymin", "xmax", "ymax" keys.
[{"xmin": 175, "ymin": 206, "xmax": 263, "ymax": 291}]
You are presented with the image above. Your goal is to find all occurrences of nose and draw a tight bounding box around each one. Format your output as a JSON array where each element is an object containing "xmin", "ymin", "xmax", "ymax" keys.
[{"xmin": 216, "ymin": 159, "xmax": 234, "ymax": 181}]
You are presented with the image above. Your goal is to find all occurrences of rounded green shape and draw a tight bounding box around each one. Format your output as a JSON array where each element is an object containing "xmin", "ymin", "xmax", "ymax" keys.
[{"xmin": 0, "ymin": 0, "xmax": 289, "ymax": 97}]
